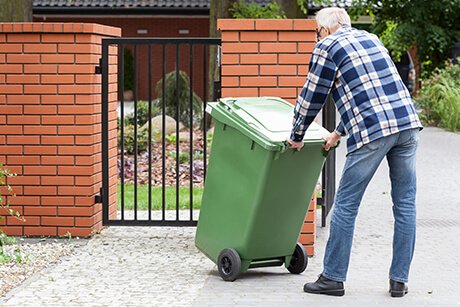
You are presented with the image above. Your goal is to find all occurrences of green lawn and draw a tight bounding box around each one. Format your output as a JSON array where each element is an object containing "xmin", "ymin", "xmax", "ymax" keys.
[{"xmin": 117, "ymin": 184, "xmax": 203, "ymax": 210}]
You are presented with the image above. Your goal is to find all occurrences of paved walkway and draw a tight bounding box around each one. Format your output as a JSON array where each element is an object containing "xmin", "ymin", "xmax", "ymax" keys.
[{"xmin": 1, "ymin": 127, "xmax": 459, "ymax": 306}]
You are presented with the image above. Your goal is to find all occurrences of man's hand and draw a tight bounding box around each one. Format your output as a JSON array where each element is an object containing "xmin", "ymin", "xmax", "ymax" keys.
[
  {"xmin": 287, "ymin": 139, "xmax": 304, "ymax": 151},
  {"xmin": 322, "ymin": 131, "xmax": 341, "ymax": 151}
]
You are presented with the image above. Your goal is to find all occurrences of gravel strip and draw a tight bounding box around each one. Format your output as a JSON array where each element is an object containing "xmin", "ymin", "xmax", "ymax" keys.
[
  {"xmin": 1, "ymin": 227, "xmax": 213, "ymax": 307},
  {"xmin": 0, "ymin": 238, "xmax": 81, "ymax": 298}
]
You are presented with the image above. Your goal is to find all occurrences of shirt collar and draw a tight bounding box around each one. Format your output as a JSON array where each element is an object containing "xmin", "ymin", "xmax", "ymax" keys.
[{"xmin": 336, "ymin": 25, "xmax": 351, "ymax": 33}]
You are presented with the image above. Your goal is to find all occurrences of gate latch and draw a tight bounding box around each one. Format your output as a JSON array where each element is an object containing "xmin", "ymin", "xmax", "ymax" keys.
[
  {"xmin": 95, "ymin": 58, "xmax": 102, "ymax": 74},
  {"xmin": 95, "ymin": 187, "xmax": 103, "ymax": 203}
]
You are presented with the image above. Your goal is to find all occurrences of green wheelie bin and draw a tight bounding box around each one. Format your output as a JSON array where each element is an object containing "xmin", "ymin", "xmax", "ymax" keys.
[{"xmin": 195, "ymin": 97, "xmax": 332, "ymax": 281}]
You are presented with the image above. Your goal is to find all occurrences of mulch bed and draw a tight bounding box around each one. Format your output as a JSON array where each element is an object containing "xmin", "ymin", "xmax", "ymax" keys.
[{"xmin": 118, "ymin": 128, "xmax": 210, "ymax": 186}]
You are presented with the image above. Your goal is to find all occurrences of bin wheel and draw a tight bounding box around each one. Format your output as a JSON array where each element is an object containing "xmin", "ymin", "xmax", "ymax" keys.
[
  {"xmin": 217, "ymin": 248, "xmax": 242, "ymax": 282},
  {"xmin": 287, "ymin": 243, "xmax": 308, "ymax": 274}
]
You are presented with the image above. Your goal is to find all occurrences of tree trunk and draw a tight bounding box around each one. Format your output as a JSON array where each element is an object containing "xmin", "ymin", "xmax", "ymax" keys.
[
  {"xmin": 207, "ymin": 0, "xmax": 237, "ymax": 103},
  {"xmin": 278, "ymin": 0, "xmax": 307, "ymax": 18},
  {"xmin": 0, "ymin": 0, "xmax": 33, "ymax": 22}
]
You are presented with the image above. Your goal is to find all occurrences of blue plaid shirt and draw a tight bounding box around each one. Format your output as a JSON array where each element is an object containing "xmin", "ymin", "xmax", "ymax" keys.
[{"xmin": 290, "ymin": 26, "xmax": 422, "ymax": 154}]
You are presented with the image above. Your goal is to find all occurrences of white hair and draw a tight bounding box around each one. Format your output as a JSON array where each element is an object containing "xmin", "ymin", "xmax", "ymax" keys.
[{"xmin": 316, "ymin": 7, "xmax": 351, "ymax": 30}]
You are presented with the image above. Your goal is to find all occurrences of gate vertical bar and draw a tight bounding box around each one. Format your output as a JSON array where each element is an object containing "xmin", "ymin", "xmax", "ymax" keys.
[
  {"xmin": 148, "ymin": 45, "xmax": 153, "ymax": 220},
  {"xmin": 119, "ymin": 44, "xmax": 125, "ymax": 220},
  {"xmin": 175, "ymin": 43, "xmax": 180, "ymax": 220},
  {"xmin": 161, "ymin": 44, "xmax": 166, "ymax": 221},
  {"xmin": 101, "ymin": 40, "xmax": 109, "ymax": 225},
  {"xmin": 189, "ymin": 44, "xmax": 194, "ymax": 221},
  {"xmin": 321, "ymin": 95, "xmax": 337, "ymax": 227},
  {"xmin": 203, "ymin": 45, "xmax": 208, "ymax": 180},
  {"xmin": 134, "ymin": 45, "xmax": 138, "ymax": 221}
]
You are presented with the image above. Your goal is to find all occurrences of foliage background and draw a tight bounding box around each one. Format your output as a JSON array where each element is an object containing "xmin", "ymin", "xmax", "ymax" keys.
[
  {"xmin": 348, "ymin": 0, "xmax": 460, "ymax": 75},
  {"xmin": 416, "ymin": 60, "xmax": 460, "ymax": 132}
]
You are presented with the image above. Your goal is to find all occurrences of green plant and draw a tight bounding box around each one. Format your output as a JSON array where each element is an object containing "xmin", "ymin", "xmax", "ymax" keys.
[
  {"xmin": 0, "ymin": 164, "xmax": 18, "ymax": 219},
  {"xmin": 123, "ymin": 48, "xmax": 134, "ymax": 91},
  {"xmin": 230, "ymin": 0, "xmax": 286, "ymax": 19},
  {"xmin": 119, "ymin": 124, "xmax": 150, "ymax": 155},
  {"xmin": 193, "ymin": 150, "xmax": 204, "ymax": 160},
  {"xmin": 296, "ymin": 0, "xmax": 332, "ymax": 14},
  {"xmin": 14, "ymin": 245, "xmax": 26, "ymax": 264},
  {"xmin": 155, "ymin": 70, "xmax": 203, "ymax": 128},
  {"xmin": 206, "ymin": 130, "xmax": 214, "ymax": 149},
  {"xmin": 0, "ymin": 164, "xmax": 25, "ymax": 264},
  {"xmin": 168, "ymin": 151, "xmax": 190, "ymax": 164},
  {"xmin": 125, "ymin": 100, "xmax": 161, "ymax": 127},
  {"xmin": 416, "ymin": 59, "xmax": 460, "ymax": 132},
  {"xmin": 62, "ymin": 231, "xmax": 72, "ymax": 240},
  {"xmin": 165, "ymin": 135, "xmax": 177, "ymax": 144},
  {"xmin": 176, "ymin": 151, "xmax": 186, "ymax": 163},
  {"xmin": 0, "ymin": 232, "xmax": 17, "ymax": 264}
]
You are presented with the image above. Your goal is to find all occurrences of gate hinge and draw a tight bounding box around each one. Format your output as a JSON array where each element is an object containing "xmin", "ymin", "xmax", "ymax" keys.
[
  {"xmin": 213, "ymin": 80, "xmax": 221, "ymax": 101},
  {"xmin": 217, "ymin": 45, "xmax": 221, "ymax": 67},
  {"xmin": 317, "ymin": 197, "xmax": 323, "ymax": 206},
  {"xmin": 95, "ymin": 58, "xmax": 102, "ymax": 74},
  {"xmin": 95, "ymin": 187, "xmax": 103, "ymax": 203}
]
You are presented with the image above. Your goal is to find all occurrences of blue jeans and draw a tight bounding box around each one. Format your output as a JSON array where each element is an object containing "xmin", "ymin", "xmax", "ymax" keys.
[{"xmin": 322, "ymin": 128, "xmax": 419, "ymax": 283}]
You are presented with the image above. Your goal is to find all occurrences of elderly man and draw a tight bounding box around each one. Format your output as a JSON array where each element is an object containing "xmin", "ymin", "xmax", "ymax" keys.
[{"xmin": 287, "ymin": 8, "xmax": 423, "ymax": 297}]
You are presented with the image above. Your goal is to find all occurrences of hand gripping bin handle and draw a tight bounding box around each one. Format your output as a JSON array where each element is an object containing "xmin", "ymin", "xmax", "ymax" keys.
[{"xmin": 282, "ymin": 140, "xmax": 340, "ymax": 156}]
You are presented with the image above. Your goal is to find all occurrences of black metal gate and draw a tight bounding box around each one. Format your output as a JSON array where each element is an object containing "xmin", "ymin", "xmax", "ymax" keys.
[
  {"xmin": 101, "ymin": 37, "xmax": 336, "ymax": 227},
  {"xmin": 101, "ymin": 38, "xmax": 221, "ymax": 226},
  {"xmin": 320, "ymin": 96, "xmax": 337, "ymax": 227}
]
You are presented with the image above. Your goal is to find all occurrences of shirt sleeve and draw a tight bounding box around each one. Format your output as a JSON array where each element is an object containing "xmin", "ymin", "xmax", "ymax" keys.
[
  {"xmin": 290, "ymin": 47, "xmax": 337, "ymax": 142},
  {"xmin": 334, "ymin": 121, "xmax": 347, "ymax": 137}
]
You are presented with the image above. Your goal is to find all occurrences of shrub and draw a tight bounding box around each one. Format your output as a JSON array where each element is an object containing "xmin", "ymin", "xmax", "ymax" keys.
[
  {"xmin": 121, "ymin": 100, "xmax": 162, "ymax": 155},
  {"xmin": 125, "ymin": 100, "xmax": 161, "ymax": 127},
  {"xmin": 118, "ymin": 124, "xmax": 149, "ymax": 155},
  {"xmin": 230, "ymin": 0, "xmax": 286, "ymax": 19},
  {"xmin": 416, "ymin": 59, "xmax": 460, "ymax": 132},
  {"xmin": 155, "ymin": 70, "xmax": 203, "ymax": 128}
]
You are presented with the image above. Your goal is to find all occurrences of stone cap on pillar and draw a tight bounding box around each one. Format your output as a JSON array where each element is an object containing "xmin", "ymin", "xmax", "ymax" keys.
[
  {"xmin": 0, "ymin": 22, "xmax": 121, "ymax": 37},
  {"xmin": 217, "ymin": 19, "xmax": 317, "ymax": 31}
]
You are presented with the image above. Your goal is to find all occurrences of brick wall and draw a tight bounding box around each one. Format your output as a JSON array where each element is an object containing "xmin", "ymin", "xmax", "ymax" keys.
[
  {"xmin": 0, "ymin": 22, "xmax": 120, "ymax": 237},
  {"xmin": 300, "ymin": 195, "xmax": 317, "ymax": 256},
  {"xmin": 217, "ymin": 18, "xmax": 318, "ymax": 256}
]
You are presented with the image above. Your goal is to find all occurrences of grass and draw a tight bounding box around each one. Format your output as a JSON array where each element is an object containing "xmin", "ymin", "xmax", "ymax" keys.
[
  {"xmin": 117, "ymin": 184, "xmax": 203, "ymax": 210},
  {"xmin": 117, "ymin": 184, "xmax": 321, "ymax": 210}
]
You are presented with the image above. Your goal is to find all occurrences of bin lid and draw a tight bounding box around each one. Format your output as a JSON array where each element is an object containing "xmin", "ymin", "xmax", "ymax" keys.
[{"xmin": 206, "ymin": 97, "xmax": 330, "ymax": 151}]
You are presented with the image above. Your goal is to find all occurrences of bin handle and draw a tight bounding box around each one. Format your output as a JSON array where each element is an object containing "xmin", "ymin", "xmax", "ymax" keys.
[
  {"xmin": 322, "ymin": 140, "xmax": 340, "ymax": 157},
  {"xmin": 281, "ymin": 140, "xmax": 290, "ymax": 153},
  {"xmin": 282, "ymin": 140, "xmax": 340, "ymax": 154},
  {"xmin": 219, "ymin": 99, "xmax": 239, "ymax": 110},
  {"xmin": 282, "ymin": 140, "xmax": 304, "ymax": 153}
]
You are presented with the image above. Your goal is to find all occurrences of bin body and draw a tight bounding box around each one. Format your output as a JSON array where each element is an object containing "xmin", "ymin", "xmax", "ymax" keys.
[{"xmin": 195, "ymin": 97, "xmax": 330, "ymax": 270}]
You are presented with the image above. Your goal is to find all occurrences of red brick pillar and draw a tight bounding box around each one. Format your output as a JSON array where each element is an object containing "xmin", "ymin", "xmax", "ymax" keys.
[
  {"xmin": 0, "ymin": 23, "xmax": 120, "ymax": 237},
  {"xmin": 218, "ymin": 18, "xmax": 318, "ymax": 256}
]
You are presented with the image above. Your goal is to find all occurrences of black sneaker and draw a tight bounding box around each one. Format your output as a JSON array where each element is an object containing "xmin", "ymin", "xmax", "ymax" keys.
[
  {"xmin": 303, "ymin": 274, "xmax": 345, "ymax": 296},
  {"xmin": 389, "ymin": 279, "xmax": 408, "ymax": 297}
]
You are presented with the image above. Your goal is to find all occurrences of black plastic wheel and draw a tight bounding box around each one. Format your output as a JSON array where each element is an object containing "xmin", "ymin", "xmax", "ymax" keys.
[
  {"xmin": 287, "ymin": 242, "xmax": 308, "ymax": 274},
  {"xmin": 217, "ymin": 248, "xmax": 242, "ymax": 282}
]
